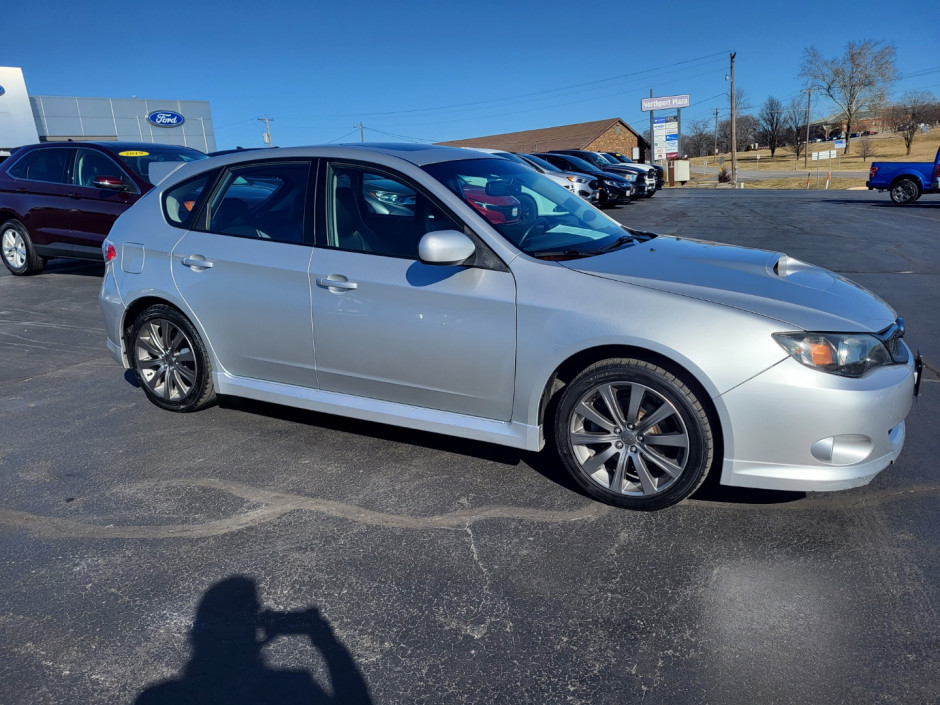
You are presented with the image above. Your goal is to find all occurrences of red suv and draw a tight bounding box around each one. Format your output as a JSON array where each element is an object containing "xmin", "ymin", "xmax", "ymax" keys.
[{"xmin": 0, "ymin": 142, "xmax": 205, "ymax": 275}]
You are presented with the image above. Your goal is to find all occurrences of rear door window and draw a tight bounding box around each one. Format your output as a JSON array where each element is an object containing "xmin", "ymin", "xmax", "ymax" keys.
[
  {"xmin": 8, "ymin": 148, "xmax": 74, "ymax": 184},
  {"xmin": 200, "ymin": 161, "xmax": 311, "ymax": 244}
]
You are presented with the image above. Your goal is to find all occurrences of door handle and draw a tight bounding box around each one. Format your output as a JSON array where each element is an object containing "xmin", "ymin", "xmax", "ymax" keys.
[
  {"xmin": 316, "ymin": 275, "xmax": 357, "ymax": 291},
  {"xmin": 181, "ymin": 256, "xmax": 214, "ymax": 269}
]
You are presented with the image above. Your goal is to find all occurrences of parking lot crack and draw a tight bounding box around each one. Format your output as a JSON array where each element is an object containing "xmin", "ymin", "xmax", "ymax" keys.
[{"xmin": 0, "ymin": 478, "xmax": 609, "ymax": 539}]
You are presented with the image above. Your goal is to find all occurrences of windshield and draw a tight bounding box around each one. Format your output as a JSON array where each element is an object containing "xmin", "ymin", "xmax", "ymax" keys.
[
  {"xmin": 593, "ymin": 153, "xmax": 618, "ymax": 165},
  {"xmin": 423, "ymin": 158, "xmax": 653, "ymax": 259},
  {"xmin": 114, "ymin": 145, "xmax": 207, "ymax": 182},
  {"xmin": 521, "ymin": 154, "xmax": 563, "ymax": 173},
  {"xmin": 549, "ymin": 154, "xmax": 599, "ymax": 173}
]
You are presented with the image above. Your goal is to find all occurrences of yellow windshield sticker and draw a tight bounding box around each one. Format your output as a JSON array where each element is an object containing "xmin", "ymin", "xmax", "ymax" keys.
[{"xmin": 118, "ymin": 150, "xmax": 149, "ymax": 157}]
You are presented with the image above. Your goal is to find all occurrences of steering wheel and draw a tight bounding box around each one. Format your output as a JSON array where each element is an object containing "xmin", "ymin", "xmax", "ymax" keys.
[{"xmin": 516, "ymin": 218, "xmax": 549, "ymax": 248}]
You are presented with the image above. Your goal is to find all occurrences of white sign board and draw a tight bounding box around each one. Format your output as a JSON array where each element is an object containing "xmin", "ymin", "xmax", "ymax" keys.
[
  {"xmin": 834, "ymin": 139, "xmax": 846, "ymax": 149},
  {"xmin": 829, "ymin": 150, "xmax": 837, "ymax": 159},
  {"xmin": 641, "ymin": 94, "xmax": 691, "ymax": 111},
  {"xmin": 812, "ymin": 152, "xmax": 819, "ymax": 161}
]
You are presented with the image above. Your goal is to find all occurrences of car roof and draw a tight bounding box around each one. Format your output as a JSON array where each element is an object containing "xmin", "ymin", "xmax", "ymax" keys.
[
  {"xmin": 188, "ymin": 143, "xmax": 498, "ymax": 170},
  {"xmin": 18, "ymin": 141, "xmax": 205, "ymax": 154}
]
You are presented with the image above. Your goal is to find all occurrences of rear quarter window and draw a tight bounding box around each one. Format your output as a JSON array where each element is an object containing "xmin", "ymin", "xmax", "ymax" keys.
[{"xmin": 164, "ymin": 173, "xmax": 214, "ymax": 229}]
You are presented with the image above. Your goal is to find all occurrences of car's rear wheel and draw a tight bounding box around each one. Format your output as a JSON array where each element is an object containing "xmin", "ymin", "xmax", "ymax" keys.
[
  {"xmin": 889, "ymin": 178, "xmax": 920, "ymax": 205},
  {"xmin": 1, "ymin": 220, "xmax": 46, "ymax": 275},
  {"xmin": 553, "ymin": 358, "xmax": 714, "ymax": 510},
  {"xmin": 130, "ymin": 305, "xmax": 216, "ymax": 412}
]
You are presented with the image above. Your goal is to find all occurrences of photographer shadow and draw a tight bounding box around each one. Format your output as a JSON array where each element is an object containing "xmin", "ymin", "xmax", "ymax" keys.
[{"xmin": 136, "ymin": 576, "xmax": 372, "ymax": 704}]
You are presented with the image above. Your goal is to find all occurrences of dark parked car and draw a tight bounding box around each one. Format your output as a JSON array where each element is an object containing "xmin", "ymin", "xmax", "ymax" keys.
[
  {"xmin": 0, "ymin": 141, "xmax": 206, "ymax": 275},
  {"xmin": 605, "ymin": 152, "xmax": 665, "ymax": 189},
  {"xmin": 551, "ymin": 150, "xmax": 655, "ymax": 197},
  {"xmin": 532, "ymin": 153, "xmax": 634, "ymax": 207}
]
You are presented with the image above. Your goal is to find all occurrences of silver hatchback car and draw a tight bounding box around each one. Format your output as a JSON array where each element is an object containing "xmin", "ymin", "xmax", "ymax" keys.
[{"xmin": 100, "ymin": 144, "xmax": 918, "ymax": 510}]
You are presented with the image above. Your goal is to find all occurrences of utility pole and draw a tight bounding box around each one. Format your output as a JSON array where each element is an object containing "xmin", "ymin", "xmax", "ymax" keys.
[
  {"xmin": 713, "ymin": 108, "xmax": 719, "ymax": 160},
  {"xmin": 354, "ymin": 122, "xmax": 365, "ymax": 143},
  {"xmin": 729, "ymin": 51, "xmax": 737, "ymax": 185},
  {"xmin": 649, "ymin": 89, "xmax": 654, "ymax": 165},
  {"xmin": 803, "ymin": 88, "xmax": 812, "ymax": 168},
  {"xmin": 258, "ymin": 117, "xmax": 274, "ymax": 148}
]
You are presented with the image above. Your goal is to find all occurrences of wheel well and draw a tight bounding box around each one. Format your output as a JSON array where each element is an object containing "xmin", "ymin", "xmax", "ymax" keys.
[
  {"xmin": 890, "ymin": 175, "xmax": 922, "ymax": 191},
  {"xmin": 0, "ymin": 210, "xmax": 21, "ymax": 227},
  {"xmin": 538, "ymin": 345, "xmax": 723, "ymax": 459},
  {"xmin": 121, "ymin": 297, "xmax": 189, "ymax": 348}
]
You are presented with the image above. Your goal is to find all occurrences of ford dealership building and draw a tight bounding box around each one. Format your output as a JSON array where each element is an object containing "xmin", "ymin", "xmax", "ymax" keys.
[{"xmin": 0, "ymin": 67, "xmax": 216, "ymax": 155}]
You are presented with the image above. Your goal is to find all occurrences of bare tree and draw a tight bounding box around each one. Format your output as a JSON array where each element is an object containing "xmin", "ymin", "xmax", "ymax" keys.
[
  {"xmin": 800, "ymin": 39, "xmax": 898, "ymax": 154},
  {"xmin": 783, "ymin": 97, "xmax": 808, "ymax": 161},
  {"xmin": 682, "ymin": 119, "xmax": 713, "ymax": 158},
  {"xmin": 857, "ymin": 135, "xmax": 877, "ymax": 162},
  {"xmin": 758, "ymin": 96, "xmax": 784, "ymax": 157},
  {"xmin": 887, "ymin": 90, "xmax": 937, "ymax": 155}
]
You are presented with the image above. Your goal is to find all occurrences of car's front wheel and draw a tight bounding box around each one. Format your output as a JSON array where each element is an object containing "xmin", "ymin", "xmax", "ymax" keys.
[
  {"xmin": 1, "ymin": 220, "xmax": 46, "ymax": 275},
  {"xmin": 129, "ymin": 305, "xmax": 216, "ymax": 412},
  {"xmin": 553, "ymin": 358, "xmax": 714, "ymax": 510}
]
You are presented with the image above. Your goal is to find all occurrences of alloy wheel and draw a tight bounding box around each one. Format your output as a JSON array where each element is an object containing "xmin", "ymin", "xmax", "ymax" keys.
[
  {"xmin": 568, "ymin": 381, "xmax": 690, "ymax": 496},
  {"xmin": 133, "ymin": 318, "xmax": 199, "ymax": 402}
]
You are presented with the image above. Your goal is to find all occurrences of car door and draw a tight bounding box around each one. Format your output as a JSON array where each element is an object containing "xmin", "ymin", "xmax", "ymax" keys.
[
  {"xmin": 5, "ymin": 146, "xmax": 75, "ymax": 248},
  {"xmin": 310, "ymin": 162, "xmax": 516, "ymax": 421},
  {"xmin": 170, "ymin": 159, "xmax": 318, "ymax": 388},
  {"xmin": 68, "ymin": 148, "xmax": 140, "ymax": 252}
]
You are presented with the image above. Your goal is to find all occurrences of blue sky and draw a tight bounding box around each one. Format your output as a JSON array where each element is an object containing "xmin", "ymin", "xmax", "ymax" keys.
[{"xmin": 4, "ymin": 0, "xmax": 938, "ymax": 150}]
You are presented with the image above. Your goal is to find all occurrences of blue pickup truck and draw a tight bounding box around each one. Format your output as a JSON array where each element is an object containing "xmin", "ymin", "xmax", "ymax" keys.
[{"xmin": 866, "ymin": 147, "xmax": 940, "ymax": 204}]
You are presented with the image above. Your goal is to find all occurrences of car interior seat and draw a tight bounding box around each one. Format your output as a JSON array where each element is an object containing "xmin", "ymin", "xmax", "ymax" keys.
[{"xmin": 333, "ymin": 186, "xmax": 375, "ymax": 251}]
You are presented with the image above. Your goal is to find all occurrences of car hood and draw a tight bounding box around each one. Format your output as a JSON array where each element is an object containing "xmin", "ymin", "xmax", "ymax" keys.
[{"xmin": 560, "ymin": 236, "xmax": 897, "ymax": 331}]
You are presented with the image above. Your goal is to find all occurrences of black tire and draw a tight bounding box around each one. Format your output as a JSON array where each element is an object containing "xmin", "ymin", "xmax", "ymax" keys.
[
  {"xmin": 889, "ymin": 178, "xmax": 920, "ymax": 205},
  {"xmin": 553, "ymin": 358, "xmax": 714, "ymax": 511},
  {"xmin": 129, "ymin": 305, "xmax": 216, "ymax": 412},
  {"xmin": 1, "ymin": 219, "xmax": 46, "ymax": 275}
]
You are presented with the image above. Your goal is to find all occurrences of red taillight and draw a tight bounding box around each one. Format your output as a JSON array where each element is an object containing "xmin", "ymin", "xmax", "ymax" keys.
[
  {"xmin": 104, "ymin": 242, "xmax": 117, "ymax": 263},
  {"xmin": 869, "ymin": 166, "xmax": 879, "ymax": 179}
]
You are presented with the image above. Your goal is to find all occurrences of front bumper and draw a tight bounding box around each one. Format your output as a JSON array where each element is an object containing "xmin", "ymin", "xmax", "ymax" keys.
[{"xmin": 717, "ymin": 351, "xmax": 916, "ymax": 492}]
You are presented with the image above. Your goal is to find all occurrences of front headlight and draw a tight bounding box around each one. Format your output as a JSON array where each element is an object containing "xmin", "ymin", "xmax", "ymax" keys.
[{"xmin": 773, "ymin": 332, "xmax": 897, "ymax": 377}]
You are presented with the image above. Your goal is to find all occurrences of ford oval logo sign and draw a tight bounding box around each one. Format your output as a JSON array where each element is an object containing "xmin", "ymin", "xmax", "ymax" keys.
[
  {"xmin": 0, "ymin": 85, "xmax": 5, "ymax": 97},
  {"xmin": 147, "ymin": 110, "xmax": 185, "ymax": 127}
]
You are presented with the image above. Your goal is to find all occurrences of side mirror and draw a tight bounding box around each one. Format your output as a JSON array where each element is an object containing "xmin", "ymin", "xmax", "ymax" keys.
[
  {"xmin": 418, "ymin": 230, "xmax": 476, "ymax": 266},
  {"xmin": 93, "ymin": 176, "xmax": 127, "ymax": 191}
]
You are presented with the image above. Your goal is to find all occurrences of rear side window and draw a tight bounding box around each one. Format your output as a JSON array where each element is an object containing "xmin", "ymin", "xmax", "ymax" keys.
[
  {"xmin": 202, "ymin": 162, "xmax": 310, "ymax": 244},
  {"xmin": 7, "ymin": 148, "xmax": 73, "ymax": 184},
  {"xmin": 164, "ymin": 174, "xmax": 213, "ymax": 229}
]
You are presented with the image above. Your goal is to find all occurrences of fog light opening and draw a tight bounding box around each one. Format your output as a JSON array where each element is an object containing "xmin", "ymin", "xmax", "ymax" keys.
[{"xmin": 811, "ymin": 435, "xmax": 873, "ymax": 465}]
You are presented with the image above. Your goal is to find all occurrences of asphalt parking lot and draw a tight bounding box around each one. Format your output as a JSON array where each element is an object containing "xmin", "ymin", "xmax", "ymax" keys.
[{"xmin": 1, "ymin": 189, "xmax": 937, "ymax": 704}]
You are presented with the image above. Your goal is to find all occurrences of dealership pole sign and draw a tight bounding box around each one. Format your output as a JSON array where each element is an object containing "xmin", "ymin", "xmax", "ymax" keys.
[
  {"xmin": 644, "ymin": 93, "xmax": 688, "ymax": 162},
  {"xmin": 147, "ymin": 110, "xmax": 185, "ymax": 127}
]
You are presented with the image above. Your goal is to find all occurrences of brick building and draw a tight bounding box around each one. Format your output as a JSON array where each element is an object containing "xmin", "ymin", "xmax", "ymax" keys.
[{"xmin": 438, "ymin": 118, "xmax": 649, "ymax": 161}]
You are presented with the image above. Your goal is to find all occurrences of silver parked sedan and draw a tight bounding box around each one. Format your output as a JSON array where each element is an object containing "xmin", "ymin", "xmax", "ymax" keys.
[{"xmin": 99, "ymin": 144, "xmax": 919, "ymax": 510}]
